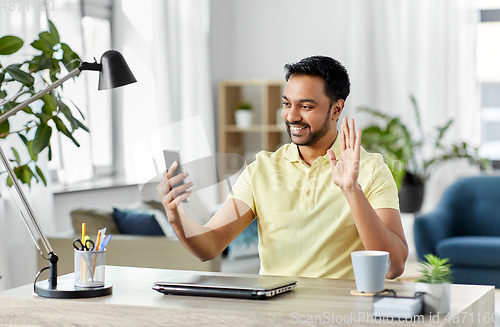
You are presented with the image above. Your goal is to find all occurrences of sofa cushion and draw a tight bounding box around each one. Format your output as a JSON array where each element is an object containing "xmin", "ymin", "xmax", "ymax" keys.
[
  {"xmin": 112, "ymin": 208, "xmax": 164, "ymax": 236},
  {"xmin": 71, "ymin": 208, "xmax": 121, "ymax": 235},
  {"xmin": 436, "ymin": 236, "xmax": 500, "ymax": 268}
]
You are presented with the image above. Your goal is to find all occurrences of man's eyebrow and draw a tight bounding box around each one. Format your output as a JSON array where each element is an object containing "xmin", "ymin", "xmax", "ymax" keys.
[
  {"xmin": 299, "ymin": 98, "xmax": 317, "ymax": 104},
  {"xmin": 281, "ymin": 95, "xmax": 318, "ymax": 104}
]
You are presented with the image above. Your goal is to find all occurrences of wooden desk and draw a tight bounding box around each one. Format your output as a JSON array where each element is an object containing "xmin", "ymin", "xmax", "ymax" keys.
[{"xmin": 0, "ymin": 266, "xmax": 494, "ymax": 326}]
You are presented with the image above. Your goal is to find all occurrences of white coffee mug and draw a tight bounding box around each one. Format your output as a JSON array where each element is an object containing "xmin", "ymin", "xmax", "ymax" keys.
[{"xmin": 351, "ymin": 250, "xmax": 391, "ymax": 293}]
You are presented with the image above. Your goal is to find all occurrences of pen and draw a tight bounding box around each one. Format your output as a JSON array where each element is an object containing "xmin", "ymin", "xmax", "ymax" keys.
[{"xmin": 99, "ymin": 235, "xmax": 112, "ymax": 250}]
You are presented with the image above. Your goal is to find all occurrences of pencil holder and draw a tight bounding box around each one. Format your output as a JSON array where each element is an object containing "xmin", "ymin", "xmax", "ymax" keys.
[{"xmin": 74, "ymin": 249, "xmax": 106, "ymax": 288}]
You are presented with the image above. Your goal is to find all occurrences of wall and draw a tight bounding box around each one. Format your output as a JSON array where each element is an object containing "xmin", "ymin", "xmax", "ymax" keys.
[{"xmin": 52, "ymin": 183, "xmax": 145, "ymax": 233}]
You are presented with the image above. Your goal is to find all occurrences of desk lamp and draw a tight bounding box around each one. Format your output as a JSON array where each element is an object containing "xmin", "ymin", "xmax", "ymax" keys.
[{"xmin": 0, "ymin": 50, "xmax": 136, "ymax": 298}]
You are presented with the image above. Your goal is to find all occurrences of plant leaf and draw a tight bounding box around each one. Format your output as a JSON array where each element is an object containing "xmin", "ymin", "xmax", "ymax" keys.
[
  {"xmin": 53, "ymin": 116, "xmax": 80, "ymax": 147},
  {"xmin": 22, "ymin": 105, "xmax": 33, "ymax": 114},
  {"xmin": 33, "ymin": 124, "xmax": 52, "ymax": 155},
  {"xmin": 41, "ymin": 93, "xmax": 57, "ymax": 115},
  {"xmin": 76, "ymin": 119, "xmax": 89, "ymax": 133},
  {"xmin": 39, "ymin": 31, "xmax": 57, "ymax": 49},
  {"xmin": 35, "ymin": 165, "xmax": 47, "ymax": 186},
  {"xmin": 6, "ymin": 175, "xmax": 13, "ymax": 187},
  {"xmin": 0, "ymin": 119, "xmax": 9, "ymax": 137},
  {"xmin": 31, "ymin": 39, "xmax": 53, "ymax": 53},
  {"xmin": 20, "ymin": 166, "xmax": 32, "ymax": 187},
  {"xmin": 4, "ymin": 64, "xmax": 34, "ymax": 86},
  {"xmin": 48, "ymin": 20, "xmax": 60, "ymax": 44},
  {"xmin": 0, "ymin": 36, "xmax": 24, "ymax": 55},
  {"xmin": 67, "ymin": 98, "xmax": 85, "ymax": 119},
  {"xmin": 0, "ymin": 72, "xmax": 5, "ymax": 84},
  {"xmin": 58, "ymin": 100, "xmax": 88, "ymax": 132},
  {"xmin": 60, "ymin": 43, "xmax": 81, "ymax": 71},
  {"xmin": 18, "ymin": 133, "xmax": 28, "ymax": 145},
  {"xmin": 11, "ymin": 147, "xmax": 20, "ymax": 163},
  {"xmin": 27, "ymin": 140, "xmax": 38, "ymax": 161},
  {"xmin": 435, "ymin": 119, "xmax": 453, "ymax": 147}
]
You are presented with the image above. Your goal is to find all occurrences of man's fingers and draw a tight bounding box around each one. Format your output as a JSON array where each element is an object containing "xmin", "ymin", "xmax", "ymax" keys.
[
  {"xmin": 350, "ymin": 119, "xmax": 355, "ymax": 149},
  {"xmin": 167, "ymin": 161, "xmax": 178, "ymax": 178},
  {"xmin": 355, "ymin": 128, "xmax": 361, "ymax": 155},
  {"xmin": 341, "ymin": 117, "xmax": 347, "ymax": 151},
  {"xmin": 173, "ymin": 191, "xmax": 193, "ymax": 207},
  {"xmin": 168, "ymin": 181, "xmax": 193, "ymax": 203},
  {"xmin": 327, "ymin": 149, "xmax": 336, "ymax": 166}
]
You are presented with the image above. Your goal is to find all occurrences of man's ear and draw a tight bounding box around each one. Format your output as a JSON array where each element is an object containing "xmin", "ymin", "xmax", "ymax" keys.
[{"xmin": 331, "ymin": 99, "xmax": 344, "ymax": 121}]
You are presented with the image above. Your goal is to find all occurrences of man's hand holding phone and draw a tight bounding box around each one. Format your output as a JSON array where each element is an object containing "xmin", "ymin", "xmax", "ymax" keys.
[{"xmin": 157, "ymin": 161, "xmax": 193, "ymax": 223}]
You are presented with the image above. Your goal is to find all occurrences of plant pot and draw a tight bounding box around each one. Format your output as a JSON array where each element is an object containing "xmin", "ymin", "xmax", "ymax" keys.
[
  {"xmin": 235, "ymin": 110, "xmax": 252, "ymax": 129},
  {"xmin": 415, "ymin": 282, "xmax": 450, "ymax": 315},
  {"xmin": 399, "ymin": 172, "xmax": 425, "ymax": 213}
]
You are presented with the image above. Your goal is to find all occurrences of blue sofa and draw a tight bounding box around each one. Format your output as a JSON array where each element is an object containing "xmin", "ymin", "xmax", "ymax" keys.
[{"xmin": 414, "ymin": 175, "xmax": 500, "ymax": 288}]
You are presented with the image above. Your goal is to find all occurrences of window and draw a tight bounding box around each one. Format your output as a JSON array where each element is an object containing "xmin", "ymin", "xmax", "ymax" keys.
[
  {"xmin": 48, "ymin": 0, "xmax": 115, "ymax": 184},
  {"xmin": 477, "ymin": 5, "xmax": 500, "ymax": 167}
]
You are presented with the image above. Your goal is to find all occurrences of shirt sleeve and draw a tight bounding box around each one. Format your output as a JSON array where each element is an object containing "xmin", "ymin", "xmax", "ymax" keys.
[
  {"xmin": 365, "ymin": 153, "xmax": 400, "ymax": 211},
  {"xmin": 226, "ymin": 166, "xmax": 257, "ymax": 216}
]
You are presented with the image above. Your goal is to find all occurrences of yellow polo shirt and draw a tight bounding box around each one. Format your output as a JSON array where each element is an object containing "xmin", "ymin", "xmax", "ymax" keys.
[{"xmin": 227, "ymin": 134, "xmax": 399, "ymax": 279}]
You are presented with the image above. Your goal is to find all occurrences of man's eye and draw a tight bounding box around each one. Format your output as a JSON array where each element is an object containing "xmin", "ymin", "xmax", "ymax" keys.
[
  {"xmin": 282, "ymin": 102, "xmax": 290, "ymax": 107},
  {"xmin": 301, "ymin": 106, "xmax": 312, "ymax": 110}
]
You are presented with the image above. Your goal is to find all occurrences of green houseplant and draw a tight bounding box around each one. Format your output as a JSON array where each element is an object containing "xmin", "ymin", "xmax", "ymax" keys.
[
  {"xmin": 0, "ymin": 20, "xmax": 87, "ymax": 187},
  {"xmin": 358, "ymin": 95, "xmax": 488, "ymax": 212},
  {"xmin": 237, "ymin": 101, "xmax": 252, "ymax": 111},
  {"xmin": 415, "ymin": 254, "xmax": 453, "ymax": 314},
  {"xmin": 235, "ymin": 101, "xmax": 253, "ymax": 129}
]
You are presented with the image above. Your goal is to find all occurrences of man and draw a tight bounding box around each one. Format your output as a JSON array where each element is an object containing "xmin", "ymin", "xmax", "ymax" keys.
[{"xmin": 157, "ymin": 56, "xmax": 408, "ymax": 279}]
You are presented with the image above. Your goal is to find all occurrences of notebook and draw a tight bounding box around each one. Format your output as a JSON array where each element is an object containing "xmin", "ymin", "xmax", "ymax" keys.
[{"xmin": 152, "ymin": 274, "xmax": 297, "ymax": 300}]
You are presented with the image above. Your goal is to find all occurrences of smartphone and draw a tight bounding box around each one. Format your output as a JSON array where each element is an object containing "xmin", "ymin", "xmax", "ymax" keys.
[{"xmin": 163, "ymin": 150, "xmax": 189, "ymax": 203}]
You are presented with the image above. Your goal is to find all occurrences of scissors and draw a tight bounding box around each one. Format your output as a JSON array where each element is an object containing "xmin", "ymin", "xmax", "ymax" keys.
[{"xmin": 73, "ymin": 238, "xmax": 95, "ymax": 251}]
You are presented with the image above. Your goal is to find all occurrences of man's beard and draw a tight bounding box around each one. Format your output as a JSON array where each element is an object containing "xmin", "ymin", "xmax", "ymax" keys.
[{"xmin": 286, "ymin": 108, "xmax": 332, "ymax": 146}]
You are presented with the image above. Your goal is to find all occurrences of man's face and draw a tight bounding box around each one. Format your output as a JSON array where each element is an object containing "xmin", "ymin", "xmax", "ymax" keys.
[{"xmin": 281, "ymin": 75, "xmax": 337, "ymax": 146}]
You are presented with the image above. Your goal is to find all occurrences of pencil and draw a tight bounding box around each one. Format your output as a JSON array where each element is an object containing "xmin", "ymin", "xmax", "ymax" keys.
[
  {"xmin": 81, "ymin": 223, "xmax": 86, "ymax": 245},
  {"xmin": 81, "ymin": 223, "xmax": 86, "ymax": 284}
]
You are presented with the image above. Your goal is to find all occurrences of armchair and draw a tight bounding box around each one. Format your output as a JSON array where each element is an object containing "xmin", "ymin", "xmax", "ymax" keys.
[{"xmin": 414, "ymin": 175, "xmax": 500, "ymax": 288}]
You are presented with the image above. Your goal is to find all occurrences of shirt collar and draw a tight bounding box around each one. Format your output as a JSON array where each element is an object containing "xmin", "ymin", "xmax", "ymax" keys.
[{"xmin": 284, "ymin": 131, "xmax": 341, "ymax": 163}]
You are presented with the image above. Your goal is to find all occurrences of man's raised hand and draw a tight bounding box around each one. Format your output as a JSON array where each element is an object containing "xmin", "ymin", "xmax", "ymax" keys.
[{"xmin": 327, "ymin": 117, "xmax": 362, "ymax": 190}]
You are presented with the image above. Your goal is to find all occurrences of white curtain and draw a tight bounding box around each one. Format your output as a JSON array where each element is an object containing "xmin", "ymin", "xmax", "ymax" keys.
[
  {"xmin": 113, "ymin": 0, "xmax": 216, "ymax": 208},
  {"xmin": 339, "ymin": 0, "xmax": 480, "ymax": 211},
  {"xmin": 351, "ymin": 0, "xmax": 478, "ymax": 141}
]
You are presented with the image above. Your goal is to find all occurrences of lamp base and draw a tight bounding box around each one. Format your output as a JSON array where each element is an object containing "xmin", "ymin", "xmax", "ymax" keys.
[{"xmin": 35, "ymin": 279, "xmax": 112, "ymax": 298}]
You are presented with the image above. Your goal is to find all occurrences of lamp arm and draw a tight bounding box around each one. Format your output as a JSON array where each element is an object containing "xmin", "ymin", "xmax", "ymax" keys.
[
  {"xmin": 0, "ymin": 66, "xmax": 82, "ymax": 125},
  {"xmin": 0, "ymin": 147, "xmax": 53, "ymax": 255}
]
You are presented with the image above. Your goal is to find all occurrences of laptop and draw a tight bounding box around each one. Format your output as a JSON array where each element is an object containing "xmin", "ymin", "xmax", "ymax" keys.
[{"xmin": 152, "ymin": 274, "xmax": 297, "ymax": 300}]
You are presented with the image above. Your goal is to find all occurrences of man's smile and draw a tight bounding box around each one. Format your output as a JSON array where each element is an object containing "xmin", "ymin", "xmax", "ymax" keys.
[{"xmin": 289, "ymin": 125, "xmax": 308, "ymax": 131}]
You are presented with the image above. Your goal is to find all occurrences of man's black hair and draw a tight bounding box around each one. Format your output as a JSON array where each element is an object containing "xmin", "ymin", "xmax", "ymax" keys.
[{"xmin": 284, "ymin": 56, "xmax": 350, "ymax": 102}]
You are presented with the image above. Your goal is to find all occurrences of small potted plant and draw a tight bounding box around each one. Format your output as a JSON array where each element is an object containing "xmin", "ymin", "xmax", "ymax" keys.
[
  {"xmin": 235, "ymin": 102, "xmax": 253, "ymax": 129},
  {"xmin": 415, "ymin": 254, "xmax": 453, "ymax": 314}
]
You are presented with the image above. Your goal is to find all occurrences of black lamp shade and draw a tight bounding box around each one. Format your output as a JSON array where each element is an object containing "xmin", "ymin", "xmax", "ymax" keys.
[{"xmin": 98, "ymin": 50, "xmax": 137, "ymax": 90}]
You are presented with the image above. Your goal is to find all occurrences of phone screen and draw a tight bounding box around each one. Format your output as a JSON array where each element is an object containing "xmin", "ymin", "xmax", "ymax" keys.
[{"xmin": 163, "ymin": 150, "xmax": 188, "ymax": 202}]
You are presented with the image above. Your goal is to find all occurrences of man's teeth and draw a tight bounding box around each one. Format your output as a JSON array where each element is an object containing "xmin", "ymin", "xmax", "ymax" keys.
[{"xmin": 290, "ymin": 126, "xmax": 307, "ymax": 131}]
